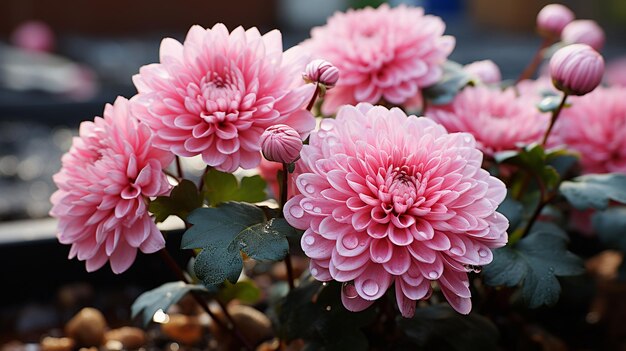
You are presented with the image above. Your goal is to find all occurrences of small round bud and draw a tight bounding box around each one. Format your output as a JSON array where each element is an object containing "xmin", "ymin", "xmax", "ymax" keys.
[
  {"xmin": 260, "ymin": 124, "xmax": 303, "ymax": 164},
  {"xmin": 550, "ymin": 44, "xmax": 604, "ymax": 96},
  {"xmin": 537, "ymin": 4, "xmax": 575, "ymax": 38},
  {"xmin": 11, "ymin": 20, "xmax": 55, "ymax": 52},
  {"xmin": 303, "ymin": 59, "xmax": 339, "ymax": 89},
  {"xmin": 463, "ymin": 60, "xmax": 501, "ymax": 84},
  {"xmin": 562, "ymin": 19, "xmax": 605, "ymax": 51}
]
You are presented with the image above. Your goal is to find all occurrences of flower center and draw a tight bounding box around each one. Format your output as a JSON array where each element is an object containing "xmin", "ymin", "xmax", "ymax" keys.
[
  {"xmin": 198, "ymin": 72, "xmax": 242, "ymax": 124},
  {"xmin": 380, "ymin": 165, "xmax": 420, "ymax": 215}
]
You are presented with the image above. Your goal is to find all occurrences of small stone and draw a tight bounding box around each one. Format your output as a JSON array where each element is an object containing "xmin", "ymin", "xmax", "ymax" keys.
[
  {"xmin": 104, "ymin": 327, "xmax": 146, "ymax": 350},
  {"xmin": 40, "ymin": 337, "xmax": 75, "ymax": 351},
  {"xmin": 209, "ymin": 304, "xmax": 273, "ymax": 350},
  {"xmin": 65, "ymin": 307, "xmax": 108, "ymax": 347},
  {"xmin": 160, "ymin": 314, "xmax": 203, "ymax": 345}
]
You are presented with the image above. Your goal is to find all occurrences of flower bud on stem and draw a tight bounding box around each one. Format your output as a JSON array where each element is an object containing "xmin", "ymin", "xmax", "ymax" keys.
[{"xmin": 280, "ymin": 163, "xmax": 296, "ymax": 290}]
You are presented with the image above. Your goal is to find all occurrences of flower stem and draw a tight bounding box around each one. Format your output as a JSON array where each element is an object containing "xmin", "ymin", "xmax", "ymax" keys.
[
  {"xmin": 175, "ymin": 156, "xmax": 185, "ymax": 179},
  {"xmin": 306, "ymin": 83, "xmax": 321, "ymax": 111},
  {"xmin": 541, "ymin": 93, "xmax": 569, "ymax": 146},
  {"xmin": 280, "ymin": 163, "xmax": 296, "ymax": 290},
  {"xmin": 197, "ymin": 165, "xmax": 211, "ymax": 192},
  {"xmin": 517, "ymin": 38, "xmax": 553, "ymax": 83},
  {"xmin": 158, "ymin": 249, "xmax": 254, "ymax": 350}
]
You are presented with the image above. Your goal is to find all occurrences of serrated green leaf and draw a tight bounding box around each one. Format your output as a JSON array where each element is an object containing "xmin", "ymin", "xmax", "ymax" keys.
[
  {"xmin": 217, "ymin": 280, "xmax": 261, "ymax": 305},
  {"xmin": 422, "ymin": 61, "xmax": 473, "ymax": 105},
  {"xmin": 399, "ymin": 305, "xmax": 499, "ymax": 351},
  {"xmin": 194, "ymin": 242, "xmax": 243, "ymax": 286},
  {"xmin": 181, "ymin": 202, "xmax": 265, "ymax": 249},
  {"xmin": 592, "ymin": 207, "xmax": 626, "ymax": 251},
  {"xmin": 494, "ymin": 144, "xmax": 561, "ymax": 191},
  {"xmin": 497, "ymin": 196, "xmax": 524, "ymax": 231},
  {"xmin": 131, "ymin": 281, "xmax": 208, "ymax": 326},
  {"xmin": 149, "ymin": 179, "xmax": 203, "ymax": 222},
  {"xmin": 203, "ymin": 169, "xmax": 266, "ymax": 206},
  {"xmin": 560, "ymin": 173, "xmax": 626, "ymax": 210},
  {"xmin": 483, "ymin": 222, "xmax": 584, "ymax": 308},
  {"xmin": 182, "ymin": 202, "xmax": 265, "ymax": 288},
  {"xmin": 233, "ymin": 218, "xmax": 290, "ymax": 261}
]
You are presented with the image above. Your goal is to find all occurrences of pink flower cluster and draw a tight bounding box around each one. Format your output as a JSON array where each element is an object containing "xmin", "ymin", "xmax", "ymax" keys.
[
  {"xmin": 551, "ymin": 87, "xmax": 626, "ymax": 174},
  {"xmin": 50, "ymin": 97, "xmax": 173, "ymax": 273},
  {"xmin": 426, "ymin": 86, "xmax": 549, "ymax": 156},
  {"xmin": 303, "ymin": 4, "xmax": 454, "ymax": 115},
  {"xmin": 132, "ymin": 24, "xmax": 316, "ymax": 173},
  {"xmin": 284, "ymin": 104, "xmax": 509, "ymax": 316}
]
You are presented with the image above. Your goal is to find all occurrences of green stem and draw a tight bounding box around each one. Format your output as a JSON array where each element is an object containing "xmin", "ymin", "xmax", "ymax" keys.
[
  {"xmin": 175, "ymin": 156, "xmax": 184, "ymax": 179},
  {"xmin": 197, "ymin": 165, "xmax": 211, "ymax": 193},
  {"xmin": 280, "ymin": 163, "xmax": 296, "ymax": 290},
  {"xmin": 306, "ymin": 84, "xmax": 321, "ymax": 111},
  {"xmin": 158, "ymin": 249, "xmax": 253, "ymax": 350},
  {"xmin": 541, "ymin": 93, "xmax": 569, "ymax": 146},
  {"xmin": 517, "ymin": 38, "xmax": 553, "ymax": 83}
]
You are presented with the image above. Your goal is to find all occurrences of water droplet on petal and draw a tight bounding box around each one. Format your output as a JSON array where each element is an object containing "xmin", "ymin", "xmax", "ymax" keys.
[
  {"xmin": 304, "ymin": 235, "xmax": 315, "ymax": 245},
  {"xmin": 478, "ymin": 249, "xmax": 488, "ymax": 257},
  {"xmin": 464, "ymin": 135, "xmax": 471, "ymax": 143},
  {"xmin": 428, "ymin": 271, "xmax": 438, "ymax": 279},
  {"xmin": 342, "ymin": 281, "xmax": 358, "ymax": 299},
  {"xmin": 313, "ymin": 207, "xmax": 322, "ymax": 214},
  {"xmin": 450, "ymin": 246, "xmax": 463, "ymax": 255},
  {"xmin": 342, "ymin": 234, "xmax": 359, "ymax": 250},
  {"xmin": 289, "ymin": 206, "xmax": 304, "ymax": 218},
  {"xmin": 303, "ymin": 202, "xmax": 313, "ymax": 210},
  {"xmin": 362, "ymin": 279, "xmax": 379, "ymax": 296},
  {"xmin": 310, "ymin": 267, "xmax": 318, "ymax": 275},
  {"xmin": 305, "ymin": 185, "xmax": 315, "ymax": 194}
]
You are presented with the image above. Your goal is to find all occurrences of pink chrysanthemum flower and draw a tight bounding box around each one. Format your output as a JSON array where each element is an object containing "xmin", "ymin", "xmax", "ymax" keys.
[
  {"xmin": 50, "ymin": 97, "xmax": 173, "ymax": 274},
  {"xmin": 551, "ymin": 87, "xmax": 626, "ymax": 173},
  {"xmin": 284, "ymin": 104, "xmax": 509, "ymax": 317},
  {"xmin": 131, "ymin": 24, "xmax": 316, "ymax": 173},
  {"xmin": 426, "ymin": 86, "xmax": 549, "ymax": 156},
  {"xmin": 302, "ymin": 4, "xmax": 455, "ymax": 115}
]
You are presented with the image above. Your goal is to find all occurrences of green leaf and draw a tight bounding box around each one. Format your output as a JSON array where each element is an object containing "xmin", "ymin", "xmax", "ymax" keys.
[
  {"xmin": 233, "ymin": 218, "xmax": 290, "ymax": 261},
  {"xmin": 217, "ymin": 280, "xmax": 261, "ymax": 305},
  {"xmin": 275, "ymin": 279, "xmax": 376, "ymax": 348},
  {"xmin": 592, "ymin": 207, "xmax": 626, "ymax": 251},
  {"xmin": 560, "ymin": 173, "xmax": 626, "ymax": 210},
  {"xmin": 497, "ymin": 196, "xmax": 524, "ymax": 231},
  {"xmin": 148, "ymin": 179, "xmax": 203, "ymax": 222},
  {"xmin": 131, "ymin": 281, "xmax": 208, "ymax": 326},
  {"xmin": 203, "ymin": 169, "xmax": 266, "ymax": 206},
  {"xmin": 483, "ymin": 222, "xmax": 584, "ymax": 308},
  {"xmin": 399, "ymin": 305, "xmax": 499, "ymax": 351},
  {"xmin": 182, "ymin": 202, "xmax": 265, "ymax": 287},
  {"xmin": 181, "ymin": 202, "xmax": 265, "ymax": 249},
  {"xmin": 495, "ymin": 144, "xmax": 561, "ymax": 192},
  {"xmin": 422, "ymin": 61, "xmax": 473, "ymax": 105},
  {"xmin": 536, "ymin": 95, "xmax": 563, "ymax": 113}
]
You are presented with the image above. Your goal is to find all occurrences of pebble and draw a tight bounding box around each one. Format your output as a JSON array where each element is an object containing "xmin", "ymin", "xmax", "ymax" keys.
[
  {"xmin": 104, "ymin": 327, "xmax": 146, "ymax": 350},
  {"xmin": 160, "ymin": 314, "xmax": 203, "ymax": 345},
  {"xmin": 65, "ymin": 307, "xmax": 107, "ymax": 347},
  {"xmin": 40, "ymin": 336, "xmax": 75, "ymax": 351},
  {"xmin": 210, "ymin": 304, "xmax": 273, "ymax": 350}
]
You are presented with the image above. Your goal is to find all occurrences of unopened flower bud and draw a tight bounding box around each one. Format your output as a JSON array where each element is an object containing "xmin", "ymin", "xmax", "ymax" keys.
[
  {"xmin": 463, "ymin": 60, "xmax": 501, "ymax": 84},
  {"xmin": 260, "ymin": 124, "xmax": 303, "ymax": 164},
  {"xmin": 303, "ymin": 59, "xmax": 339, "ymax": 89},
  {"xmin": 536, "ymin": 4, "xmax": 574, "ymax": 38},
  {"xmin": 562, "ymin": 19, "xmax": 605, "ymax": 51},
  {"xmin": 550, "ymin": 44, "xmax": 604, "ymax": 96}
]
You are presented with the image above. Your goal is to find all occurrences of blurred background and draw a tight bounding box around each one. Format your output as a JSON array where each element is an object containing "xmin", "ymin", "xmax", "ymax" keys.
[{"xmin": 0, "ymin": 0, "xmax": 625, "ymax": 347}]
